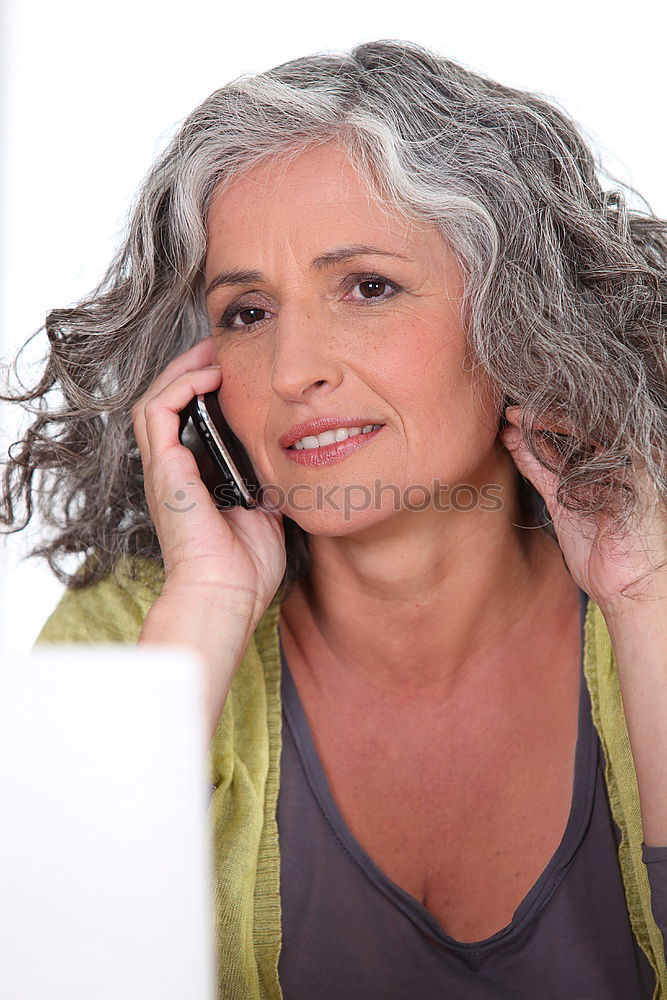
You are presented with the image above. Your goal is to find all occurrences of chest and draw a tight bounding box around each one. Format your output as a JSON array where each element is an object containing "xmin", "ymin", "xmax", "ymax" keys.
[{"xmin": 290, "ymin": 664, "xmax": 581, "ymax": 944}]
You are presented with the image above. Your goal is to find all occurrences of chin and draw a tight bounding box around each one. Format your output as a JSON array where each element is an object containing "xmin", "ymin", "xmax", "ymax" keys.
[{"xmin": 280, "ymin": 499, "xmax": 409, "ymax": 538}]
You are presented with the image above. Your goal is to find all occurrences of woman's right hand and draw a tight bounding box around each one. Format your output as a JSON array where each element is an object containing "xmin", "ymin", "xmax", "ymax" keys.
[{"xmin": 132, "ymin": 335, "xmax": 286, "ymax": 611}]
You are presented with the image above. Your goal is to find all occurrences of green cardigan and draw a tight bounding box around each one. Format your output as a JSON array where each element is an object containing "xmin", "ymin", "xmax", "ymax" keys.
[{"xmin": 35, "ymin": 556, "xmax": 666, "ymax": 1000}]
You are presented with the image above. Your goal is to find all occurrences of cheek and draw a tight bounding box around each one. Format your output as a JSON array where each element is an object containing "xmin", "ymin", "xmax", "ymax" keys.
[
  {"xmin": 379, "ymin": 324, "xmax": 499, "ymax": 460},
  {"xmin": 214, "ymin": 352, "xmax": 266, "ymax": 445},
  {"xmin": 370, "ymin": 323, "xmax": 463, "ymax": 405}
]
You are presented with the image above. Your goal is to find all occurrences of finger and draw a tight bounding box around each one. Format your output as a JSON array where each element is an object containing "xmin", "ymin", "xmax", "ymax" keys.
[
  {"xmin": 145, "ymin": 337, "xmax": 217, "ymax": 399},
  {"xmin": 143, "ymin": 365, "xmax": 223, "ymax": 461},
  {"xmin": 500, "ymin": 426, "xmax": 562, "ymax": 517},
  {"xmin": 132, "ymin": 354, "xmax": 222, "ymax": 456},
  {"xmin": 505, "ymin": 406, "xmax": 579, "ymax": 438},
  {"xmin": 140, "ymin": 367, "xmax": 225, "ymax": 529},
  {"xmin": 132, "ymin": 338, "xmax": 217, "ymax": 456},
  {"xmin": 135, "ymin": 364, "xmax": 222, "ymax": 468}
]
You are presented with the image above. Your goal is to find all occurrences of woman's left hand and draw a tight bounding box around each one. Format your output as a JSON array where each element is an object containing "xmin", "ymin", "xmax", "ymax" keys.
[{"xmin": 499, "ymin": 405, "xmax": 667, "ymax": 613}]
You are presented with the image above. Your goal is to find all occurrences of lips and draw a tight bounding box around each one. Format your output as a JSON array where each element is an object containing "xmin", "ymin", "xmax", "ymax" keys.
[
  {"xmin": 283, "ymin": 423, "xmax": 384, "ymax": 467},
  {"xmin": 279, "ymin": 416, "xmax": 385, "ymax": 450}
]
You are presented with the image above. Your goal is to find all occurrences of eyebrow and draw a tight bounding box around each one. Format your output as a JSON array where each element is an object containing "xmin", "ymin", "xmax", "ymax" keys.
[{"xmin": 204, "ymin": 243, "xmax": 414, "ymax": 298}]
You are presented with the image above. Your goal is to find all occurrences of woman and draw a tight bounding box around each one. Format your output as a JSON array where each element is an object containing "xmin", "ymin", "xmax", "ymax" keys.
[{"xmin": 3, "ymin": 39, "xmax": 667, "ymax": 999}]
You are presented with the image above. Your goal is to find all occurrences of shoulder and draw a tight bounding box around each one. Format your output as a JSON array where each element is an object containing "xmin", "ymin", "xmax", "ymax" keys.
[{"xmin": 34, "ymin": 556, "xmax": 165, "ymax": 646}]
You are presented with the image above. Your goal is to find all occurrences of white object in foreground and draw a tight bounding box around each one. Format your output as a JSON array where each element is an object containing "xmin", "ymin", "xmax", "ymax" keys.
[{"xmin": 0, "ymin": 645, "xmax": 215, "ymax": 1000}]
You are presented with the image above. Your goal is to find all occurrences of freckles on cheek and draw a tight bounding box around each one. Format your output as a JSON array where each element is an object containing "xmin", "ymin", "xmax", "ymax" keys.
[
  {"xmin": 216, "ymin": 366, "xmax": 253, "ymax": 435},
  {"xmin": 218, "ymin": 361, "xmax": 274, "ymax": 455}
]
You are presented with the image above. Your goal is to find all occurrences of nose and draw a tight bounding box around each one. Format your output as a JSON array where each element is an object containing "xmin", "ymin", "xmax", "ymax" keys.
[{"xmin": 270, "ymin": 301, "xmax": 344, "ymax": 402}]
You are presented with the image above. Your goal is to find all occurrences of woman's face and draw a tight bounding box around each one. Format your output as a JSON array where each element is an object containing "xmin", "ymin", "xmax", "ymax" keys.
[{"xmin": 204, "ymin": 140, "xmax": 505, "ymax": 535}]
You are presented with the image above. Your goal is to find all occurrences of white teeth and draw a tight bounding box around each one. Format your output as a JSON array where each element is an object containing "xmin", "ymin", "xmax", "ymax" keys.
[
  {"xmin": 291, "ymin": 424, "xmax": 382, "ymax": 450},
  {"xmin": 296, "ymin": 436, "xmax": 321, "ymax": 450}
]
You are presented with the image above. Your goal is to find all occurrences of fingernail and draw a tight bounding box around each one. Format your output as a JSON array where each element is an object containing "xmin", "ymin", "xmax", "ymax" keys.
[{"xmin": 204, "ymin": 363, "xmax": 221, "ymax": 369}]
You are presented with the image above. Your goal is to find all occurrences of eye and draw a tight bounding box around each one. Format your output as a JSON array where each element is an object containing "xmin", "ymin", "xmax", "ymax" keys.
[
  {"xmin": 215, "ymin": 303, "xmax": 272, "ymax": 331},
  {"xmin": 345, "ymin": 273, "xmax": 401, "ymax": 303},
  {"xmin": 214, "ymin": 272, "xmax": 402, "ymax": 331}
]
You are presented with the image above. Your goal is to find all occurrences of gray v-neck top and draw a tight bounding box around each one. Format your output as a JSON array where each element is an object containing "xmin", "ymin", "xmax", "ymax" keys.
[{"xmin": 275, "ymin": 588, "xmax": 667, "ymax": 997}]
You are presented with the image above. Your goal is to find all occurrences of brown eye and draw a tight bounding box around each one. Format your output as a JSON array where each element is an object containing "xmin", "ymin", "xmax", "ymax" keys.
[
  {"xmin": 347, "ymin": 273, "xmax": 401, "ymax": 303},
  {"xmin": 359, "ymin": 279, "xmax": 387, "ymax": 298},
  {"xmin": 217, "ymin": 305, "xmax": 269, "ymax": 330},
  {"xmin": 236, "ymin": 307, "xmax": 266, "ymax": 325}
]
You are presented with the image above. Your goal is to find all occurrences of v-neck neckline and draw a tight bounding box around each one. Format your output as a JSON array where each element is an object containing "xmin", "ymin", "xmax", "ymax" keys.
[{"xmin": 278, "ymin": 588, "xmax": 598, "ymax": 952}]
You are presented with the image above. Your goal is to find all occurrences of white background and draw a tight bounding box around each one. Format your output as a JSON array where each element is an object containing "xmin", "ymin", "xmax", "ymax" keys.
[{"xmin": 1, "ymin": 0, "xmax": 665, "ymax": 651}]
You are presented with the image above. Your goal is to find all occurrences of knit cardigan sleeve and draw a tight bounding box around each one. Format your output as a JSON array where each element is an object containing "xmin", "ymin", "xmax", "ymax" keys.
[
  {"xmin": 584, "ymin": 599, "xmax": 667, "ymax": 998},
  {"xmin": 35, "ymin": 556, "xmax": 166, "ymax": 645}
]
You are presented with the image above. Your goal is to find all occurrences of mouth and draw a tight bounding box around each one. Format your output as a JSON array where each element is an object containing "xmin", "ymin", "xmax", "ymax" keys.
[{"xmin": 283, "ymin": 423, "xmax": 385, "ymax": 467}]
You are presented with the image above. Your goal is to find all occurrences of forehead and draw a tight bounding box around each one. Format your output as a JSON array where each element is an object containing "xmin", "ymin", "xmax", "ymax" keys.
[{"xmin": 206, "ymin": 140, "xmax": 426, "ymax": 249}]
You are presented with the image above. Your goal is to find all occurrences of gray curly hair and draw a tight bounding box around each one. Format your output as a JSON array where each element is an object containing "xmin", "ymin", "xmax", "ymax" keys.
[{"xmin": 2, "ymin": 38, "xmax": 666, "ymax": 596}]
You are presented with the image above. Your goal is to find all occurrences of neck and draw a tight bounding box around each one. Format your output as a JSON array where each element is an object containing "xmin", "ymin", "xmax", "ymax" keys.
[{"xmin": 278, "ymin": 453, "xmax": 578, "ymax": 702}]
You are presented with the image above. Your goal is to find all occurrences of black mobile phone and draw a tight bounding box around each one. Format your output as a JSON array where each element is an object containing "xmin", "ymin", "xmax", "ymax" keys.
[{"xmin": 178, "ymin": 391, "xmax": 260, "ymax": 508}]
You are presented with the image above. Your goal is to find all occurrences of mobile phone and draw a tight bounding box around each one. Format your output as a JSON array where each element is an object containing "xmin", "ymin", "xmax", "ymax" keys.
[{"xmin": 178, "ymin": 391, "xmax": 260, "ymax": 508}]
